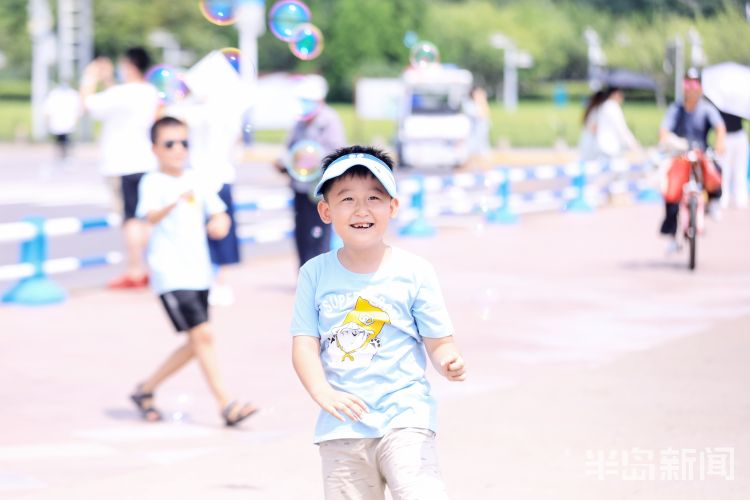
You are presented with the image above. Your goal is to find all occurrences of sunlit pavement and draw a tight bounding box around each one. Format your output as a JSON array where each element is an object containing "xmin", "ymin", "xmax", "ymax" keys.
[{"xmin": 1, "ymin": 144, "xmax": 749, "ymax": 499}]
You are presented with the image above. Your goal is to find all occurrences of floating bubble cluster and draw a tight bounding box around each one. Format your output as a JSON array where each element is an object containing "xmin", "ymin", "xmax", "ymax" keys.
[{"xmin": 268, "ymin": 0, "xmax": 312, "ymax": 42}]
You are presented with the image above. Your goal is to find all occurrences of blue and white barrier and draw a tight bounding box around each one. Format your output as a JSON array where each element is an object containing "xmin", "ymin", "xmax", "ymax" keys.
[
  {"xmin": 396, "ymin": 158, "xmax": 659, "ymax": 234},
  {"xmin": 1, "ymin": 158, "xmax": 658, "ymax": 303},
  {"xmin": 1, "ymin": 214, "xmax": 122, "ymax": 305}
]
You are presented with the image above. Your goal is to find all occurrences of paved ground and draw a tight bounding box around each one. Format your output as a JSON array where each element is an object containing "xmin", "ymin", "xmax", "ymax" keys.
[{"xmin": 1, "ymin": 144, "xmax": 749, "ymax": 499}]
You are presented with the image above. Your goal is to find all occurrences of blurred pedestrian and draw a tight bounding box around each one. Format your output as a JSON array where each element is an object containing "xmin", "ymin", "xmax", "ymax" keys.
[
  {"xmin": 291, "ymin": 145, "xmax": 466, "ymax": 499},
  {"xmin": 43, "ymin": 81, "xmax": 81, "ymax": 162},
  {"xmin": 80, "ymin": 47, "xmax": 159, "ymax": 289},
  {"xmin": 595, "ymin": 87, "xmax": 639, "ymax": 159},
  {"xmin": 275, "ymin": 75, "xmax": 346, "ymax": 268},
  {"xmin": 129, "ymin": 116, "xmax": 257, "ymax": 426},
  {"xmin": 718, "ymin": 111, "xmax": 748, "ymax": 209},
  {"xmin": 465, "ymin": 86, "xmax": 491, "ymax": 159},
  {"xmin": 579, "ymin": 90, "xmax": 606, "ymax": 161}
]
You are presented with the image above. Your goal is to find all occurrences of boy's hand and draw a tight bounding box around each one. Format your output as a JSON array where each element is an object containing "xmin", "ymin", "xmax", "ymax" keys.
[
  {"xmin": 313, "ymin": 388, "xmax": 369, "ymax": 422},
  {"xmin": 440, "ymin": 354, "xmax": 466, "ymax": 382},
  {"xmin": 206, "ymin": 212, "xmax": 231, "ymax": 240}
]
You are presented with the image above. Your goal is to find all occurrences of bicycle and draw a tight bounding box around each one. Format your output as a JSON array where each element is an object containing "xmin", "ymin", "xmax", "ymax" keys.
[{"xmin": 679, "ymin": 148, "xmax": 705, "ymax": 271}]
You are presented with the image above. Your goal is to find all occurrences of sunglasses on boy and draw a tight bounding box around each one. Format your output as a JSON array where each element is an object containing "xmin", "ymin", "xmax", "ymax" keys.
[{"xmin": 160, "ymin": 139, "xmax": 189, "ymax": 149}]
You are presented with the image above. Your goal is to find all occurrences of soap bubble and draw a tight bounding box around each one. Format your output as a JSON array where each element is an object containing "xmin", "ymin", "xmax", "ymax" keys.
[
  {"xmin": 268, "ymin": 0, "xmax": 312, "ymax": 42},
  {"xmin": 145, "ymin": 64, "xmax": 188, "ymax": 104},
  {"xmin": 220, "ymin": 47, "xmax": 241, "ymax": 73},
  {"xmin": 410, "ymin": 41, "xmax": 440, "ymax": 68},
  {"xmin": 285, "ymin": 139, "xmax": 323, "ymax": 182},
  {"xmin": 289, "ymin": 23, "xmax": 324, "ymax": 61},
  {"xmin": 199, "ymin": 0, "xmax": 236, "ymax": 26}
]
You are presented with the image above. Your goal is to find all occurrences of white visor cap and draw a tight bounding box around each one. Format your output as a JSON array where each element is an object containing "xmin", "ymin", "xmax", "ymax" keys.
[{"xmin": 314, "ymin": 153, "xmax": 398, "ymax": 198}]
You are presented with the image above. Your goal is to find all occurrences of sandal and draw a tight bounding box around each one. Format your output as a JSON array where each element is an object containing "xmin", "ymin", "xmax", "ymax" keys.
[
  {"xmin": 130, "ymin": 385, "xmax": 162, "ymax": 422},
  {"xmin": 222, "ymin": 401, "xmax": 259, "ymax": 427}
]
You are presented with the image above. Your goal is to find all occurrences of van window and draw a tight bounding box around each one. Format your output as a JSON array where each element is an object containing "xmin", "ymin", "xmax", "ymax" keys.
[{"xmin": 411, "ymin": 92, "xmax": 461, "ymax": 114}]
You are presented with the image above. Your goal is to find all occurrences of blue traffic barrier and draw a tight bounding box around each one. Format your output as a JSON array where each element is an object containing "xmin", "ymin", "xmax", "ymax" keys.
[
  {"xmin": 399, "ymin": 176, "xmax": 436, "ymax": 238},
  {"xmin": 2, "ymin": 217, "xmax": 66, "ymax": 306},
  {"xmin": 565, "ymin": 163, "xmax": 594, "ymax": 212},
  {"xmin": 636, "ymin": 185, "xmax": 663, "ymax": 203},
  {"xmin": 486, "ymin": 170, "xmax": 519, "ymax": 224}
]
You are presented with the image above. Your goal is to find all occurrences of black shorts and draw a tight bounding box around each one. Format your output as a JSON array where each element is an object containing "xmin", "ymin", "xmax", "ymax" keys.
[
  {"xmin": 54, "ymin": 134, "xmax": 70, "ymax": 146},
  {"xmin": 121, "ymin": 173, "xmax": 145, "ymax": 221},
  {"xmin": 159, "ymin": 290, "xmax": 210, "ymax": 333},
  {"xmin": 208, "ymin": 183, "xmax": 241, "ymax": 266}
]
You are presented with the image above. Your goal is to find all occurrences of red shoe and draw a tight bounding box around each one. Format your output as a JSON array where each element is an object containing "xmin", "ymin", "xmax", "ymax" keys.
[{"xmin": 107, "ymin": 274, "xmax": 149, "ymax": 289}]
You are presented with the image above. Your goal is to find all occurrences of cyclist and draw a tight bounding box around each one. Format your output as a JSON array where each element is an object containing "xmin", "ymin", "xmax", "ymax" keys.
[{"xmin": 658, "ymin": 68, "xmax": 726, "ymax": 252}]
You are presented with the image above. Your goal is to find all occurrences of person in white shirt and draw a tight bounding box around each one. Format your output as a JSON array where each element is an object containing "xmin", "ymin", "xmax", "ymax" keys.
[
  {"xmin": 595, "ymin": 87, "xmax": 639, "ymax": 159},
  {"xmin": 578, "ymin": 90, "xmax": 606, "ymax": 161},
  {"xmin": 43, "ymin": 82, "xmax": 81, "ymax": 161},
  {"xmin": 129, "ymin": 116, "xmax": 257, "ymax": 426},
  {"xmin": 80, "ymin": 47, "xmax": 160, "ymax": 289}
]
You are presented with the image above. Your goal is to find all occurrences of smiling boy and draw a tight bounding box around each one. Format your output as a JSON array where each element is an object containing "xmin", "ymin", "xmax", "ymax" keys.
[{"xmin": 290, "ymin": 145, "xmax": 466, "ymax": 499}]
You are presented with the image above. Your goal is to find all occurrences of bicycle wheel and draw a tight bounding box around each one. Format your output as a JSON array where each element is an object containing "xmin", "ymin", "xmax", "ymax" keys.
[{"xmin": 688, "ymin": 196, "xmax": 697, "ymax": 271}]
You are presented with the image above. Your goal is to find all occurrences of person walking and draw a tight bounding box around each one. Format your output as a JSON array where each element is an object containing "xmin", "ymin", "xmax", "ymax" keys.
[
  {"xmin": 595, "ymin": 87, "xmax": 640, "ymax": 159},
  {"xmin": 80, "ymin": 47, "xmax": 159, "ymax": 288},
  {"xmin": 44, "ymin": 81, "xmax": 81, "ymax": 163},
  {"xmin": 579, "ymin": 90, "xmax": 606, "ymax": 161},
  {"xmin": 129, "ymin": 116, "xmax": 257, "ymax": 426}
]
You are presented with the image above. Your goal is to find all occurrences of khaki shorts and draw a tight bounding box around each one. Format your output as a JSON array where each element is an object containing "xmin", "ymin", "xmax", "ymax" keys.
[{"xmin": 319, "ymin": 427, "xmax": 449, "ymax": 500}]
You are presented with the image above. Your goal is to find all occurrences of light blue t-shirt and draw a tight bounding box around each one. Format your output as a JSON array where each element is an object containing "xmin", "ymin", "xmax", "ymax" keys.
[
  {"xmin": 290, "ymin": 247, "xmax": 454, "ymax": 443},
  {"xmin": 136, "ymin": 170, "xmax": 226, "ymax": 294}
]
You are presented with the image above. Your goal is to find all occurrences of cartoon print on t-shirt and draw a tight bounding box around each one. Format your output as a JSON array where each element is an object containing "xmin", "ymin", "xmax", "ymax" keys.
[{"xmin": 324, "ymin": 297, "xmax": 390, "ymax": 367}]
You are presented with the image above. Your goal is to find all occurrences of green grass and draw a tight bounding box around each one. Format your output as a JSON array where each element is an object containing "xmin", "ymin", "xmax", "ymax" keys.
[
  {"xmin": 0, "ymin": 100, "xmax": 31, "ymax": 141},
  {"xmin": 0, "ymin": 98, "xmax": 665, "ymax": 147}
]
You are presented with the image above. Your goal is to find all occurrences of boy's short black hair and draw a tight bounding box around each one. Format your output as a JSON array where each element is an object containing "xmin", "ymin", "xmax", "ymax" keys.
[
  {"xmin": 123, "ymin": 47, "xmax": 151, "ymax": 75},
  {"xmin": 318, "ymin": 145, "xmax": 395, "ymax": 199},
  {"xmin": 150, "ymin": 116, "xmax": 186, "ymax": 144}
]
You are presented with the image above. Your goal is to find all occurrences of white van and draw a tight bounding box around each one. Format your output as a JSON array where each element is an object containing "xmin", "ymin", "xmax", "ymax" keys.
[{"xmin": 396, "ymin": 66, "xmax": 473, "ymax": 170}]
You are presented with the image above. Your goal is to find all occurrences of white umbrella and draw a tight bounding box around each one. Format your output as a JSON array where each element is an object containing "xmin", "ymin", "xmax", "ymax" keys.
[{"xmin": 702, "ymin": 62, "xmax": 750, "ymax": 120}]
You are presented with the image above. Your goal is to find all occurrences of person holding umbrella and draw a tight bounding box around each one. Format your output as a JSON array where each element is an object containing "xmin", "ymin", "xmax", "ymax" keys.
[
  {"xmin": 717, "ymin": 111, "xmax": 748, "ymax": 209},
  {"xmin": 702, "ymin": 62, "xmax": 750, "ymax": 209}
]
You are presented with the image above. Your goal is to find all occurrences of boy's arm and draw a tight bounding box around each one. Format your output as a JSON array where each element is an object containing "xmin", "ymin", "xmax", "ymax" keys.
[
  {"xmin": 292, "ymin": 336, "xmax": 368, "ymax": 422},
  {"xmin": 206, "ymin": 212, "xmax": 231, "ymax": 240},
  {"xmin": 423, "ymin": 336, "xmax": 466, "ymax": 382}
]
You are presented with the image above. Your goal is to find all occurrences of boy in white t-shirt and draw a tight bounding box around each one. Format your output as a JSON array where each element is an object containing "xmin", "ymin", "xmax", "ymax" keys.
[
  {"xmin": 130, "ymin": 116, "xmax": 257, "ymax": 426},
  {"xmin": 291, "ymin": 145, "xmax": 466, "ymax": 499}
]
